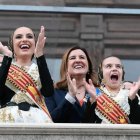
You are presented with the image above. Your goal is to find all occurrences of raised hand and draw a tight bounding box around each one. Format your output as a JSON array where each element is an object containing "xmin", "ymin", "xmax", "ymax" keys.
[
  {"xmin": 34, "ymin": 26, "xmax": 46, "ymax": 57},
  {"xmin": 0, "ymin": 42, "xmax": 12, "ymax": 57},
  {"xmin": 67, "ymin": 72, "xmax": 77, "ymax": 97},
  {"xmin": 83, "ymin": 78, "xmax": 96, "ymax": 103},
  {"xmin": 129, "ymin": 79, "xmax": 140, "ymax": 100}
]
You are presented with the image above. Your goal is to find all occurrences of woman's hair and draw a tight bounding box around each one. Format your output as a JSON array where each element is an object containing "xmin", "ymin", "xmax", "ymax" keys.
[
  {"xmin": 55, "ymin": 45, "xmax": 98, "ymax": 90},
  {"xmin": 8, "ymin": 26, "xmax": 36, "ymax": 58},
  {"xmin": 98, "ymin": 55, "xmax": 125, "ymax": 84}
]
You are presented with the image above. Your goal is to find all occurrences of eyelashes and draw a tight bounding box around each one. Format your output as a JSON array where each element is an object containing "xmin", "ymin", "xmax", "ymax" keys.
[{"xmin": 15, "ymin": 34, "xmax": 34, "ymax": 39}]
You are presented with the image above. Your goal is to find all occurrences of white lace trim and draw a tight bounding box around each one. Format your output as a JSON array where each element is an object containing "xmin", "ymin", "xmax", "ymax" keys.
[
  {"xmin": 95, "ymin": 87, "xmax": 130, "ymax": 124},
  {"xmin": 6, "ymin": 62, "xmax": 41, "ymax": 104}
]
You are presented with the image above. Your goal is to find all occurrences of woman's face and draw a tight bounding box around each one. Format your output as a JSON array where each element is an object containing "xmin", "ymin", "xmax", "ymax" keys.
[
  {"xmin": 12, "ymin": 27, "xmax": 35, "ymax": 59},
  {"xmin": 67, "ymin": 49, "xmax": 89, "ymax": 78},
  {"xmin": 102, "ymin": 57, "xmax": 123, "ymax": 89}
]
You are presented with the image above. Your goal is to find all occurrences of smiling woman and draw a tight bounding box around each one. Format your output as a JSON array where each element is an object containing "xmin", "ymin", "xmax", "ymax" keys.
[
  {"xmin": 8, "ymin": 27, "xmax": 36, "ymax": 60},
  {"xmin": 46, "ymin": 46, "xmax": 99, "ymax": 123},
  {"xmin": 0, "ymin": 26, "xmax": 54, "ymax": 123}
]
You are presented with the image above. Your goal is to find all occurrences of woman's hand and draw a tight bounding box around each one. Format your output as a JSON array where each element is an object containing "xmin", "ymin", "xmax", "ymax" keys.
[
  {"xmin": 67, "ymin": 73, "xmax": 77, "ymax": 97},
  {"xmin": 129, "ymin": 79, "xmax": 140, "ymax": 100},
  {"xmin": 83, "ymin": 78, "xmax": 96, "ymax": 104},
  {"xmin": 35, "ymin": 26, "xmax": 46, "ymax": 57},
  {"xmin": 0, "ymin": 42, "xmax": 12, "ymax": 57}
]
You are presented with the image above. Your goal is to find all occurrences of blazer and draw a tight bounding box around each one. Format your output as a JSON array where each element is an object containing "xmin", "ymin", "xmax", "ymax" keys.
[{"xmin": 46, "ymin": 89, "xmax": 96, "ymax": 123}]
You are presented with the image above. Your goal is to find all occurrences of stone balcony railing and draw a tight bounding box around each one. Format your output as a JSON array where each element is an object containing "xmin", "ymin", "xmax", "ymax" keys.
[{"xmin": 0, "ymin": 123, "xmax": 140, "ymax": 140}]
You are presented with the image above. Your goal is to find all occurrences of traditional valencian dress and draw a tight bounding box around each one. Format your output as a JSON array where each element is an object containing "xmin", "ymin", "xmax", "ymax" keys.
[
  {"xmin": 0, "ymin": 56, "xmax": 53, "ymax": 123},
  {"xmin": 95, "ymin": 87, "xmax": 130, "ymax": 124}
]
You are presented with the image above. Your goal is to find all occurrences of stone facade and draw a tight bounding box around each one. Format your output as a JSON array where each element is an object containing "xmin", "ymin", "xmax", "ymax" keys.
[{"xmin": 0, "ymin": 0, "xmax": 140, "ymax": 71}]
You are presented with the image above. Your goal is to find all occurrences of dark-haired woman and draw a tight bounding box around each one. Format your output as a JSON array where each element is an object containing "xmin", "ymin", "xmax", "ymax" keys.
[{"xmin": 0, "ymin": 26, "xmax": 53, "ymax": 123}]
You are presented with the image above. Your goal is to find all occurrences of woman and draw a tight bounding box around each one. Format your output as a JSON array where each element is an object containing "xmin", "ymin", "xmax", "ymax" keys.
[
  {"xmin": 46, "ymin": 46, "xmax": 98, "ymax": 123},
  {"xmin": 94, "ymin": 56, "xmax": 140, "ymax": 124},
  {"xmin": 0, "ymin": 26, "xmax": 53, "ymax": 123}
]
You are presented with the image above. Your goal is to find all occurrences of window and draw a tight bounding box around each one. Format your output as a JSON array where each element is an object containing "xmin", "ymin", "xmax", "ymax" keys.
[
  {"xmin": 46, "ymin": 58, "xmax": 61, "ymax": 83},
  {"xmin": 122, "ymin": 59, "xmax": 140, "ymax": 81}
]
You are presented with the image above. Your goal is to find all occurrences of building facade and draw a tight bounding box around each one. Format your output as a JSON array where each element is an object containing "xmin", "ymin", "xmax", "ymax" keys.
[{"xmin": 0, "ymin": 0, "xmax": 140, "ymax": 81}]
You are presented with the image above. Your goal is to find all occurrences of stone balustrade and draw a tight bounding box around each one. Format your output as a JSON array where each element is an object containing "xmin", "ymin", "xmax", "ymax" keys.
[{"xmin": 0, "ymin": 123, "xmax": 140, "ymax": 140}]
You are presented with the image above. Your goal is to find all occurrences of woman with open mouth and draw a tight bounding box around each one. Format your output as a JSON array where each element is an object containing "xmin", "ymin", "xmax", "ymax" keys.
[
  {"xmin": 0, "ymin": 26, "xmax": 53, "ymax": 123},
  {"xmin": 46, "ymin": 46, "xmax": 99, "ymax": 123},
  {"xmin": 93, "ymin": 56, "xmax": 140, "ymax": 124}
]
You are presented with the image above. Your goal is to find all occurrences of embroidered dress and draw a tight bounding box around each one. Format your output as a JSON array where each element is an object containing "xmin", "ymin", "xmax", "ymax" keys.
[
  {"xmin": 95, "ymin": 87, "xmax": 130, "ymax": 124},
  {"xmin": 0, "ymin": 61, "xmax": 52, "ymax": 123}
]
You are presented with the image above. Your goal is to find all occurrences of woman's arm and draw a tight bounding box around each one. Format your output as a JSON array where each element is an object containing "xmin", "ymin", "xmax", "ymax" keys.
[
  {"xmin": 46, "ymin": 89, "xmax": 81, "ymax": 123},
  {"xmin": 0, "ymin": 43, "xmax": 12, "ymax": 99},
  {"xmin": 36, "ymin": 55, "xmax": 54, "ymax": 97},
  {"xmin": 0, "ymin": 56, "xmax": 12, "ymax": 87},
  {"xmin": 83, "ymin": 99, "xmax": 97, "ymax": 123},
  {"xmin": 34, "ymin": 26, "xmax": 54, "ymax": 97},
  {"xmin": 129, "ymin": 96, "xmax": 140, "ymax": 124}
]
